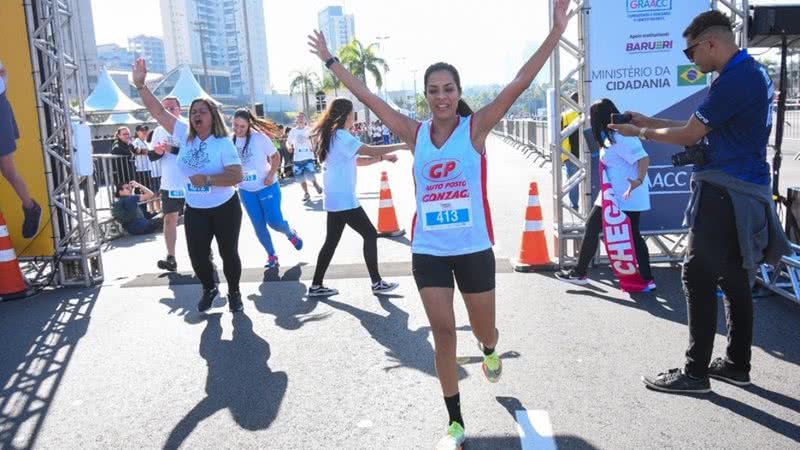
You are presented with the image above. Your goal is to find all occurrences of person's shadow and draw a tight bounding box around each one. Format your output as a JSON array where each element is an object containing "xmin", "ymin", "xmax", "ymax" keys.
[
  {"xmin": 320, "ymin": 295, "xmax": 467, "ymax": 379},
  {"xmin": 249, "ymin": 264, "xmax": 333, "ymax": 330},
  {"xmin": 162, "ymin": 312, "xmax": 288, "ymax": 450}
]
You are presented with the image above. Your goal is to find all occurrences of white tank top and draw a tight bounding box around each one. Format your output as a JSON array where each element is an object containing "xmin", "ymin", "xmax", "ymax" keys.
[{"xmin": 412, "ymin": 115, "xmax": 494, "ymax": 256}]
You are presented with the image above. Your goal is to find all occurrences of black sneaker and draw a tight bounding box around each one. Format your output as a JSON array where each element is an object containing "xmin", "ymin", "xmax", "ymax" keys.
[
  {"xmin": 302, "ymin": 192, "xmax": 311, "ymax": 202},
  {"xmin": 555, "ymin": 269, "xmax": 589, "ymax": 286},
  {"xmin": 308, "ymin": 285, "xmax": 339, "ymax": 297},
  {"xmin": 642, "ymin": 368, "xmax": 711, "ymax": 394},
  {"xmin": 22, "ymin": 200, "xmax": 42, "ymax": 239},
  {"xmin": 197, "ymin": 286, "xmax": 219, "ymax": 312},
  {"xmin": 372, "ymin": 280, "xmax": 399, "ymax": 295},
  {"xmin": 708, "ymin": 357, "xmax": 751, "ymax": 386},
  {"xmin": 228, "ymin": 292, "xmax": 243, "ymax": 313},
  {"xmin": 315, "ymin": 185, "xmax": 323, "ymax": 194},
  {"xmin": 157, "ymin": 255, "xmax": 177, "ymax": 272}
]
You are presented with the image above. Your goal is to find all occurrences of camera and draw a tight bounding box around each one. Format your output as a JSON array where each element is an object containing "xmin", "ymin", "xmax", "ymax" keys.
[
  {"xmin": 610, "ymin": 113, "xmax": 632, "ymax": 124},
  {"xmin": 671, "ymin": 143, "xmax": 707, "ymax": 167}
]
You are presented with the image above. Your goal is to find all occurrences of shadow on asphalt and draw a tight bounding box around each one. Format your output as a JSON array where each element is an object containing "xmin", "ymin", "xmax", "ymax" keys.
[
  {"xmin": 547, "ymin": 266, "xmax": 800, "ymax": 369},
  {"xmin": 318, "ymin": 295, "xmax": 464, "ymax": 379},
  {"xmin": 0, "ymin": 287, "xmax": 101, "ymax": 450},
  {"xmin": 382, "ymin": 233, "xmax": 412, "ymax": 247},
  {"xmin": 102, "ymin": 230, "xmax": 159, "ymax": 250},
  {"xmin": 707, "ymin": 392, "xmax": 800, "ymax": 442},
  {"xmin": 158, "ymin": 310, "xmax": 287, "ymax": 450},
  {"xmin": 248, "ymin": 264, "xmax": 333, "ymax": 330}
]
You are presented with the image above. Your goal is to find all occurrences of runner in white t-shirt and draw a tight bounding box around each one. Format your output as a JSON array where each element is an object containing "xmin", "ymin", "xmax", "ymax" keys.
[
  {"xmin": 286, "ymin": 112, "xmax": 323, "ymax": 202},
  {"xmin": 306, "ymin": 98, "xmax": 409, "ymax": 298},
  {"xmin": 148, "ymin": 96, "xmax": 187, "ymax": 272},
  {"xmin": 133, "ymin": 57, "xmax": 246, "ymax": 314},
  {"xmin": 308, "ymin": 3, "xmax": 572, "ymax": 445},
  {"xmin": 232, "ymin": 108, "xmax": 303, "ymax": 268}
]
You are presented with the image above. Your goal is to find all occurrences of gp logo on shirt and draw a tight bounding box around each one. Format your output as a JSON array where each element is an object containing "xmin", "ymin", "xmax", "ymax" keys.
[{"xmin": 423, "ymin": 159, "xmax": 463, "ymax": 182}]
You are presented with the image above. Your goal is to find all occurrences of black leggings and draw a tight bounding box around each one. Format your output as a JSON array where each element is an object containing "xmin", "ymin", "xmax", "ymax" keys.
[
  {"xmin": 184, "ymin": 193, "xmax": 243, "ymax": 293},
  {"xmin": 575, "ymin": 205, "xmax": 653, "ymax": 281},
  {"xmin": 312, "ymin": 207, "xmax": 381, "ymax": 285}
]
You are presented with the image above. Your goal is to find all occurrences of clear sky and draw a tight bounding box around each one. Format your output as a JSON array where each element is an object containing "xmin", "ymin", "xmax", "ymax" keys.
[
  {"xmin": 90, "ymin": 0, "xmax": 790, "ymax": 93},
  {"xmin": 90, "ymin": 0, "xmax": 557, "ymax": 92}
]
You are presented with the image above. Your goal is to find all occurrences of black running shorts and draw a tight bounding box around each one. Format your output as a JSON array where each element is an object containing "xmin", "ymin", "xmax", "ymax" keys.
[
  {"xmin": 159, "ymin": 190, "xmax": 185, "ymax": 215},
  {"xmin": 412, "ymin": 248, "xmax": 495, "ymax": 294}
]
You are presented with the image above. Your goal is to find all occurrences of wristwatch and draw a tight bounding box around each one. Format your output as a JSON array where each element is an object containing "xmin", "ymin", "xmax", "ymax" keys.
[
  {"xmin": 325, "ymin": 56, "xmax": 340, "ymax": 69},
  {"xmin": 638, "ymin": 127, "xmax": 649, "ymax": 141}
]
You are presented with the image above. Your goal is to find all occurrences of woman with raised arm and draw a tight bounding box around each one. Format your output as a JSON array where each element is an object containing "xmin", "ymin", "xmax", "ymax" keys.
[
  {"xmin": 308, "ymin": 1, "xmax": 571, "ymax": 448},
  {"xmin": 306, "ymin": 98, "xmax": 406, "ymax": 298},
  {"xmin": 132, "ymin": 57, "xmax": 246, "ymax": 314}
]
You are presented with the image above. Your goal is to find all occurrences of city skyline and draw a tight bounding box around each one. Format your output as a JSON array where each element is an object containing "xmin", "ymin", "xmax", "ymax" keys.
[{"xmin": 90, "ymin": 0, "xmax": 560, "ymax": 93}]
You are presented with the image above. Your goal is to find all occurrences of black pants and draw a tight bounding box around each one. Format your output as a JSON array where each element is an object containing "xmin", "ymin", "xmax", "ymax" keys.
[
  {"xmin": 575, "ymin": 205, "xmax": 653, "ymax": 281},
  {"xmin": 184, "ymin": 193, "xmax": 243, "ymax": 293},
  {"xmin": 312, "ymin": 207, "xmax": 381, "ymax": 285},
  {"xmin": 683, "ymin": 183, "xmax": 753, "ymax": 377}
]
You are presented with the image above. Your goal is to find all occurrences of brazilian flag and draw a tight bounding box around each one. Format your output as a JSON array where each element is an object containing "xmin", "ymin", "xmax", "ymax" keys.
[{"xmin": 678, "ymin": 65, "xmax": 707, "ymax": 86}]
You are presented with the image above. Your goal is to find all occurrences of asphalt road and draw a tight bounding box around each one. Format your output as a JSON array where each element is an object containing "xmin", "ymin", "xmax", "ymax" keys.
[{"xmin": 1, "ymin": 134, "xmax": 798, "ymax": 449}]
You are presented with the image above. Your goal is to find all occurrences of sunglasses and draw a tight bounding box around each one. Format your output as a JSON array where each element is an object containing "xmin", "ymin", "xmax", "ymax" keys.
[{"xmin": 683, "ymin": 40, "xmax": 708, "ymax": 61}]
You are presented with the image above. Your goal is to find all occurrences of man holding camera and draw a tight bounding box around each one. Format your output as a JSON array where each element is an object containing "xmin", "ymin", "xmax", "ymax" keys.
[{"xmin": 610, "ymin": 11, "xmax": 791, "ymax": 394}]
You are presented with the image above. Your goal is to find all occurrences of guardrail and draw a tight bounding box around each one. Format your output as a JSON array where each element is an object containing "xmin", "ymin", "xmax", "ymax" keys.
[
  {"xmin": 757, "ymin": 243, "xmax": 800, "ymax": 305},
  {"xmin": 492, "ymin": 119, "xmax": 551, "ymax": 166},
  {"xmin": 89, "ymin": 154, "xmax": 163, "ymax": 242}
]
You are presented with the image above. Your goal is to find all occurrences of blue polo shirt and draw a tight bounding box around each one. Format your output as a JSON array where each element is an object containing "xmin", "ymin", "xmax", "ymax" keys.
[{"xmin": 693, "ymin": 49, "xmax": 773, "ymax": 185}]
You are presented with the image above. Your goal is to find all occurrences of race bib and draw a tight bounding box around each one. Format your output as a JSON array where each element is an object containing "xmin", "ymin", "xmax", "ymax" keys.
[
  {"xmin": 168, "ymin": 189, "xmax": 185, "ymax": 199},
  {"xmin": 243, "ymin": 171, "xmax": 258, "ymax": 182},
  {"xmin": 186, "ymin": 183, "xmax": 210, "ymax": 194},
  {"xmin": 421, "ymin": 198, "xmax": 472, "ymax": 231}
]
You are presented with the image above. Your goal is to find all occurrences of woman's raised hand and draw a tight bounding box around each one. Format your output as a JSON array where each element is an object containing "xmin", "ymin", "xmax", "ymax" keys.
[
  {"xmin": 553, "ymin": 0, "xmax": 572, "ymax": 33},
  {"xmin": 132, "ymin": 58, "xmax": 147, "ymax": 89},
  {"xmin": 307, "ymin": 30, "xmax": 333, "ymax": 62}
]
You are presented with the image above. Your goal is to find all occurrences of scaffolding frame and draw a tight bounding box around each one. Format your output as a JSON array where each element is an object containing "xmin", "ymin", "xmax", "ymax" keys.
[
  {"xmin": 548, "ymin": 0, "xmax": 749, "ymax": 266},
  {"xmin": 23, "ymin": 0, "xmax": 103, "ymax": 287}
]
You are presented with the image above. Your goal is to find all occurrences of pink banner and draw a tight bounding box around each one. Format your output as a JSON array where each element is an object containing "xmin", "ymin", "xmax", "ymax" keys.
[{"xmin": 599, "ymin": 161, "xmax": 649, "ymax": 293}]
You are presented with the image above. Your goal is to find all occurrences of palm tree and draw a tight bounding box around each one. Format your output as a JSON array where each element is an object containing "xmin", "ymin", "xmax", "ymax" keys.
[
  {"xmin": 322, "ymin": 72, "xmax": 342, "ymax": 97},
  {"xmin": 338, "ymin": 39, "xmax": 389, "ymax": 124},
  {"xmin": 289, "ymin": 69, "xmax": 321, "ymax": 117}
]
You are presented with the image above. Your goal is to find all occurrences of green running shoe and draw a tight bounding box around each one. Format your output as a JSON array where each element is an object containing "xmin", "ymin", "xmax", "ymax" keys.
[
  {"xmin": 435, "ymin": 421, "xmax": 465, "ymax": 450},
  {"xmin": 482, "ymin": 351, "xmax": 502, "ymax": 383}
]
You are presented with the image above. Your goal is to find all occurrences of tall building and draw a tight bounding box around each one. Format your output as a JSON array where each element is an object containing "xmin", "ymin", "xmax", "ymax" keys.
[
  {"xmin": 128, "ymin": 35, "xmax": 167, "ymax": 74},
  {"xmin": 97, "ymin": 44, "xmax": 134, "ymax": 71},
  {"xmin": 318, "ymin": 6, "xmax": 355, "ymax": 57},
  {"xmin": 160, "ymin": 0, "xmax": 270, "ymax": 100},
  {"xmin": 70, "ymin": 0, "xmax": 99, "ymax": 97}
]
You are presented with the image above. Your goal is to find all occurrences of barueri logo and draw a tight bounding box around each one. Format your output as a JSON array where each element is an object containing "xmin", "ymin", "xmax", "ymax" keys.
[
  {"xmin": 627, "ymin": 0, "xmax": 672, "ymax": 12},
  {"xmin": 677, "ymin": 65, "xmax": 707, "ymax": 86}
]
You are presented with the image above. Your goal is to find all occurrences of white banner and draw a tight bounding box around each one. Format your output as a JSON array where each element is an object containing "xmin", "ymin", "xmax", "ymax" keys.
[
  {"xmin": 588, "ymin": 1, "xmax": 712, "ymax": 232},
  {"xmin": 589, "ymin": 1, "xmax": 710, "ymax": 115}
]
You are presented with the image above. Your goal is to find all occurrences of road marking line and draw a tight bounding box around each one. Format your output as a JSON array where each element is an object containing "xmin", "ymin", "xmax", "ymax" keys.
[{"xmin": 515, "ymin": 409, "xmax": 557, "ymax": 450}]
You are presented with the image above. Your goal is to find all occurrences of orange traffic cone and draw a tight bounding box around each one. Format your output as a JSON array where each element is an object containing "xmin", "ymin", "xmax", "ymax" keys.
[
  {"xmin": 0, "ymin": 212, "xmax": 33, "ymax": 301},
  {"xmin": 514, "ymin": 182, "xmax": 557, "ymax": 272},
  {"xmin": 377, "ymin": 171, "xmax": 405, "ymax": 237}
]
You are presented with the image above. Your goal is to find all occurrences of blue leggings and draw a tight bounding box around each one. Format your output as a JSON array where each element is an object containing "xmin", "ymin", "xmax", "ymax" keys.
[{"xmin": 239, "ymin": 183, "xmax": 293, "ymax": 256}]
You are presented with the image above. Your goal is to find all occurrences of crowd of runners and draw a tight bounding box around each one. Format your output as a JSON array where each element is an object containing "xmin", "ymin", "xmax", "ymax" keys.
[{"xmin": 114, "ymin": 1, "xmax": 789, "ymax": 448}]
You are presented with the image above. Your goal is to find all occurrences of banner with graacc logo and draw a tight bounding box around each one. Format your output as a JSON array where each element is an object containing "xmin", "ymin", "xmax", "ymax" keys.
[
  {"xmin": 589, "ymin": 1, "xmax": 710, "ymax": 232},
  {"xmin": 0, "ymin": 2, "xmax": 54, "ymax": 257}
]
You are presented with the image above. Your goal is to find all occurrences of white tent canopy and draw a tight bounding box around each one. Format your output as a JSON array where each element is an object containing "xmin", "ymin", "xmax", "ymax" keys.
[
  {"xmin": 84, "ymin": 67, "xmax": 143, "ymax": 113},
  {"xmin": 167, "ymin": 65, "xmax": 219, "ymax": 106},
  {"xmin": 100, "ymin": 112, "xmax": 141, "ymax": 126}
]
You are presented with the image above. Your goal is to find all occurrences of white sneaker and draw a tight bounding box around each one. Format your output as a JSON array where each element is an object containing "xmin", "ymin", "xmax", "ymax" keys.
[{"xmin": 372, "ymin": 280, "xmax": 398, "ymax": 294}]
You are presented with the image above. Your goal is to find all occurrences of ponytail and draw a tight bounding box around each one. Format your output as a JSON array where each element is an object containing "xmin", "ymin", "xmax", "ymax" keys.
[
  {"xmin": 233, "ymin": 108, "xmax": 281, "ymax": 138},
  {"xmin": 457, "ymin": 99, "xmax": 473, "ymax": 117},
  {"xmin": 312, "ymin": 98, "xmax": 353, "ymax": 163}
]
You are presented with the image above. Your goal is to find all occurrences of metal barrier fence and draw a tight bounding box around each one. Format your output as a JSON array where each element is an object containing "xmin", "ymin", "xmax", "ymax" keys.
[
  {"xmin": 492, "ymin": 119, "xmax": 550, "ymax": 166},
  {"xmin": 777, "ymin": 109, "xmax": 800, "ymax": 142},
  {"xmin": 90, "ymin": 154, "xmax": 163, "ymax": 241}
]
